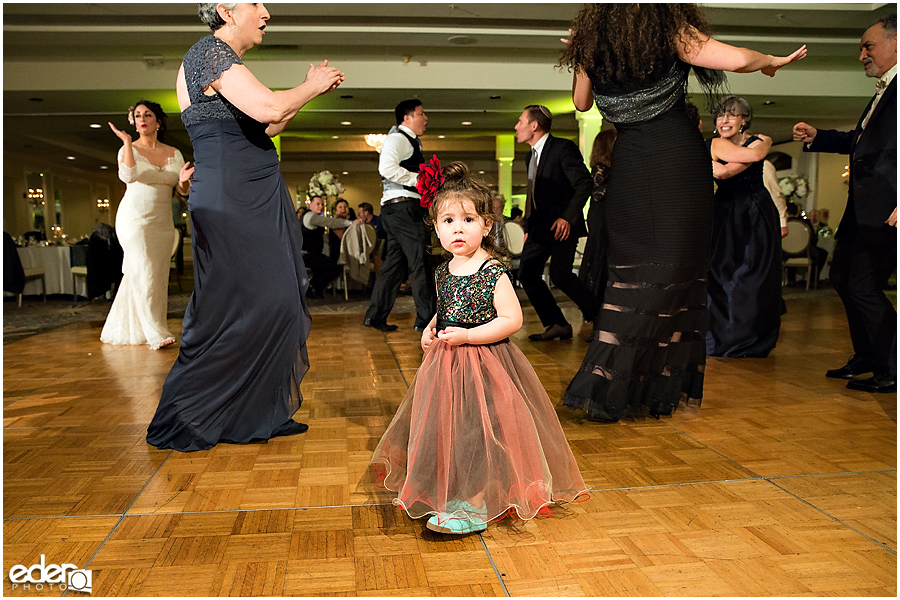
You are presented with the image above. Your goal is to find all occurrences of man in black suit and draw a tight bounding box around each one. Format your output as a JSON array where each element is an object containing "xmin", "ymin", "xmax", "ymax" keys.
[
  {"xmin": 514, "ymin": 105, "xmax": 596, "ymax": 341},
  {"xmin": 793, "ymin": 13, "xmax": 897, "ymax": 393}
]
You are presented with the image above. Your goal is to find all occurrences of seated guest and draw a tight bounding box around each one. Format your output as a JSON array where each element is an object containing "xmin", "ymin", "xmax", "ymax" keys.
[
  {"xmin": 491, "ymin": 193, "xmax": 508, "ymax": 248},
  {"xmin": 328, "ymin": 198, "xmax": 356, "ymax": 258},
  {"xmin": 302, "ymin": 195, "xmax": 359, "ymax": 298},
  {"xmin": 509, "ymin": 207, "xmax": 524, "ymax": 226},
  {"xmin": 357, "ymin": 202, "xmax": 382, "ymax": 235}
]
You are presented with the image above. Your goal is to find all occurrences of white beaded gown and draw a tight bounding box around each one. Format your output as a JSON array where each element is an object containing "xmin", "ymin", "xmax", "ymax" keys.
[{"xmin": 100, "ymin": 147, "xmax": 183, "ymax": 348}]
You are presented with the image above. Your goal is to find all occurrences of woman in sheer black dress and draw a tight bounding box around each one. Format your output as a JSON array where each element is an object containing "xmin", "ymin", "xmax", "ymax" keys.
[{"xmin": 558, "ymin": 4, "xmax": 805, "ymax": 422}]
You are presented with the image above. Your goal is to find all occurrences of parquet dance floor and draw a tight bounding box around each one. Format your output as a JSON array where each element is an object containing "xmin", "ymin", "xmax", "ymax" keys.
[{"xmin": 3, "ymin": 290, "xmax": 896, "ymax": 596}]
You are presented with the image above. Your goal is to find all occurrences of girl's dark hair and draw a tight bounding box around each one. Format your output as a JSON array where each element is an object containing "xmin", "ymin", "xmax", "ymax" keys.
[
  {"xmin": 133, "ymin": 100, "xmax": 167, "ymax": 142},
  {"xmin": 430, "ymin": 161, "xmax": 510, "ymax": 264},
  {"xmin": 590, "ymin": 129, "xmax": 617, "ymax": 169},
  {"xmin": 558, "ymin": 3, "xmax": 727, "ymax": 111}
]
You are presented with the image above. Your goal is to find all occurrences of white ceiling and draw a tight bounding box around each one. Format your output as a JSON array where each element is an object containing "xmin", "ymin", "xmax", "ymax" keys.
[{"xmin": 3, "ymin": 2, "xmax": 893, "ymax": 177}]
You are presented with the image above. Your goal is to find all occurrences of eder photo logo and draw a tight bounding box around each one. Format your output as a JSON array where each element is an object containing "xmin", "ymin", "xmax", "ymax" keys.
[{"xmin": 8, "ymin": 555, "xmax": 92, "ymax": 594}]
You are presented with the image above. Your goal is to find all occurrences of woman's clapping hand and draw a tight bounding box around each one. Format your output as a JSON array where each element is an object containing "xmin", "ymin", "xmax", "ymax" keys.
[
  {"xmin": 304, "ymin": 60, "xmax": 345, "ymax": 96},
  {"xmin": 108, "ymin": 122, "xmax": 133, "ymax": 145},
  {"xmin": 178, "ymin": 162, "xmax": 195, "ymax": 186}
]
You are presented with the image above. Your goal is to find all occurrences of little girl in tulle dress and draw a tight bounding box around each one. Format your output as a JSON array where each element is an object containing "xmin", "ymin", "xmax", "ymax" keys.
[{"xmin": 371, "ymin": 158, "xmax": 587, "ymax": 535}]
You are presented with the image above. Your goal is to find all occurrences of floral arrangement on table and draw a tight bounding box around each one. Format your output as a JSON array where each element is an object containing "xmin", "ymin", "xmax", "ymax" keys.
[
  {"xmin": 778, "ymin": 174, "xmax": 810, "ymax": 204},
  {"xmin": 304, "ymin": 170, "xmax": 344, "ymax": 200}
]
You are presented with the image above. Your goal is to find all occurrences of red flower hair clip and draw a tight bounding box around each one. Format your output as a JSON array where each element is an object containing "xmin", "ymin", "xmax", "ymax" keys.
[{"xmin": 417, "ymin": 154, "xmax": 444, "ymax": 209}]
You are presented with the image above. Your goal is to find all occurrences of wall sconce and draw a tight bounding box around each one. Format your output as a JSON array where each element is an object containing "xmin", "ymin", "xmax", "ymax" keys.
[
  {"xmin": 97, "ymin": 198, "xmax": 110, "ymax": 211},
  {"xmin": 364, "ymin": 134, "xmax": 388, "ymax": 153}
]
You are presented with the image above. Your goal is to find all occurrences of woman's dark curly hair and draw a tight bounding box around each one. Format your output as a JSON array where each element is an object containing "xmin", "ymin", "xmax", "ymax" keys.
[
  {"xmin": 559, "ymin": 4, "xmax": 726, "ymax": 110},
  {"xmin": 429, "ymin": 161, "xmax": 510, "ymax": 265}
]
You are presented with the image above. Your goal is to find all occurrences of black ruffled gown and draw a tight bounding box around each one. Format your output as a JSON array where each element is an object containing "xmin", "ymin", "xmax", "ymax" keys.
[
  {"xmin": 147, "ymin": 36, "xmax": 311, "ymax": 451},
  {"xmin": 706, "ymin": 136, "xmax": 782, "ymax": 358}
]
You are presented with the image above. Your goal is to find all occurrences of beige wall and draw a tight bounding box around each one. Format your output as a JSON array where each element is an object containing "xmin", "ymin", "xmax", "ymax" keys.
[
  {"xmin": 769, "ymin": 140, "xmax": 849, "ymax": 229},
  {"xmin": 3, "ymin": 155, "xmax": 125, "ymax": 240},
  {"xmin": 815, "ymin": 152, "xmax": 850, "ymax": 228}
]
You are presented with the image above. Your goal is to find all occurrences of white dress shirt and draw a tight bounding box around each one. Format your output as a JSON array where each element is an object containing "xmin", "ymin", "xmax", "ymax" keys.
[{"xmin": 378, "ymin": 124, "xmax": 421, "ymax": 205}]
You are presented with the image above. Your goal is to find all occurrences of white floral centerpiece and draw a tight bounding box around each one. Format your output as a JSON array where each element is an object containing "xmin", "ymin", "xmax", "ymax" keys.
[
  {"xmin": 778, "ymin": 174, "xmax": 810, "ymax": 204},
  {"xmin": 304, "ymin": 170, "xmax": 344, "ymax": 200}
]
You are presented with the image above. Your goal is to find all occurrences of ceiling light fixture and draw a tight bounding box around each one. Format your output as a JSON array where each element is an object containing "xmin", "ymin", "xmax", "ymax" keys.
[
  {"xmin": 461, "ymin": 121, "xmax": 472, "ymax": 126},
  {"xmin": 438, "ymin": 135, "xmax": 446, "ymax": 139},
  {"xmin": 340, "ymin": 121, "xmax": 352, "ymax": 126},
  {"xmin": 100, "ymin": 165, "xmax": 109, "ymax": 170},
  {"xmin": 66, "ymin": 156, "xmax": 76, "ymax": 160},
  {"xmin": 331, "ymin": 135, "xmax": 339, "ymax": 139},
  {"xmin": 365, "ymin": 133, "xmax": 388, "ymax": 153},
  {"xmin": 342, "ymin": 171, "xmax": 349, "ymax": 176},
  {"xmin": 89, "ymin": 123, "xmax": 102, "ymax": 129}
]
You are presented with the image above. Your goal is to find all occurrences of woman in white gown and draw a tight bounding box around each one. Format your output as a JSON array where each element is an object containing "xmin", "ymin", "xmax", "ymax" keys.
[{"xmin": 101, "ymin": 100, "xmax": 193, "ymax": 349}]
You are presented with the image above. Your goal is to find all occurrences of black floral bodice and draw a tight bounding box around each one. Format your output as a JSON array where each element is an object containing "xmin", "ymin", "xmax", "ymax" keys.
[
  {"xmin": 436, "ymin": 260, "xmax": 508, "ymax": 325},
  {"xmin": 180, "ymin": 36, "xmax": 256, "ymax": 127}
]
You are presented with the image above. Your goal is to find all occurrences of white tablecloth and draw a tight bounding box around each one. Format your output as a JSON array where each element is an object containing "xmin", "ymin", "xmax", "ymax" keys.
[{"xmin": 17, "ymin": 246, "xmax": 88, "ymax": 297}]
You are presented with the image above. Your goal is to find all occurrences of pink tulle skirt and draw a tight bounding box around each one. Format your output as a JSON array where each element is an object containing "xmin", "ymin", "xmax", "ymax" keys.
[{"xmin": 371, "ymin": 338, "xmax": 588, "ymax": 524}]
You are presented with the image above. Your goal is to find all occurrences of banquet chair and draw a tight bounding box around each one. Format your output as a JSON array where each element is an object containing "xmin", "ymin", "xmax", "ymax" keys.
[
  {"xmin": 503, "ymin": 221, "xmax": 525, "ymax": 287},
  {"xmin": 20, "ymin": 269, "xmax": 46, "ymax": 307},
  {"xmin": 572, "ymin": 236, "xmax": 587, "ymax": 275},
  {"xmin": 3, "ymin": 232, "xmax": 45, "ymax": 307},
  {"xmin": 333, "ymin": 223, "xmax": 377, "ymax": 300},
  {"xmin": 169, "ymin": 228, "xmax": 183, "ymax": 292},
  {"xmin": 782, "ymin": 218, "xmax": 817, "ymax": 290}
]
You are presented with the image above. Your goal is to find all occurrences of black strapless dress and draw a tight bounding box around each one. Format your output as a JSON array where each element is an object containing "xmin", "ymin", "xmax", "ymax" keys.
[
  {"xmin": 706, "ymin": 136, "xmax": 782, "ymax": 358},
  {"xmin": 147, "ymin": 36, "xmax": 311, "ymax": 451}
]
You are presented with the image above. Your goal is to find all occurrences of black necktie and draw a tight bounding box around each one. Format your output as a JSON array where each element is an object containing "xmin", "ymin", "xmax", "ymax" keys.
[{"xmin": 525, "ymin": 151, "xmax": 537, "ymax": 219}]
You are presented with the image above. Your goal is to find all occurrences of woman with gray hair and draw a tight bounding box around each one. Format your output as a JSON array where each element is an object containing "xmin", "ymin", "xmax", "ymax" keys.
[
  {"xmin": 147, "ymin": 3, "xmax": 344, "ymax": 452},
  {"xmin": 706, "ymin": 95, "xmax": 783, "ymax": 358}
]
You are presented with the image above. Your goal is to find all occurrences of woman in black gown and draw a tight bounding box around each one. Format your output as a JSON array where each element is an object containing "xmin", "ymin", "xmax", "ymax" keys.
[
  {"xmin": 579, "ymin": 129, "xmax": 616, "ymax": 303},
  {"xmin": 147, "ymin": 3, "xmax": 344, "ymax": 451},
  {"xmin": 558, "ymin": 4, "xmax": 805, "ymax": 423},
  {"xmin": 706, "ymin": 96, "xmax": 782, "ymax": 357}
]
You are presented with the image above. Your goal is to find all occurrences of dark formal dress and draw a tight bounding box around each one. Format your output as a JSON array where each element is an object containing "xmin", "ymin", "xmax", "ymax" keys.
[
  {"xmin": 564, "ymin": 59, "xmax": 711, "ymax": 422},
  {"xmin": 706, "ymin": 136, "xmax": 782, "ymax": 358},
  {"xmin": 372, "ymin": 260, "xmax": 586, "ymax": 525},
  {"xmin": 579, "ymin": 163, "xmax": 610, "ymax": 300},
  {"xmin": 147, "ymin": 36, "xmax": 311, "ymax": 452}
]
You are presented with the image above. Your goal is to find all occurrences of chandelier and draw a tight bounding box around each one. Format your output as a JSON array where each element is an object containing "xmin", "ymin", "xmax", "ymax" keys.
[{"xmin": 364, "ymin": 134, "xmax": 388, "ymax": 153}]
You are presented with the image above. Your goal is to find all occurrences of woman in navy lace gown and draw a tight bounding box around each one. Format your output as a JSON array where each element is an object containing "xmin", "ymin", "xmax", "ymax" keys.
[
  {"xmin": 147, "ymin": 3, "xmax": 344, "ymax": 451},
  {"xmin": 558, "ymin": 4, "xmax": 805, "ymax": 422}
]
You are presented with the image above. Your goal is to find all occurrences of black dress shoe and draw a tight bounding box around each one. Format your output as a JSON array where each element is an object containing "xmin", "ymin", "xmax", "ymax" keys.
[
  {"xmin": 413, "ymin": 319, "xmax": 429, "ymax": 333},
  {"xmin": 364, "ymin": 318, "xmax": 398, "ymax": 332},
  {"xmin": 528, "ymin": 323, "xmax": 573, "ymax": 341},
  {"xmin": 826, "ymin": 355, "xmax": 877, "ymax": 379},
  {"xmin": 271, "ymin": 420, "xmax": 309, "ymax": 437},
  {"xmin": 846, "ymin": 373, "xmax": 897, "ymax": 394}
]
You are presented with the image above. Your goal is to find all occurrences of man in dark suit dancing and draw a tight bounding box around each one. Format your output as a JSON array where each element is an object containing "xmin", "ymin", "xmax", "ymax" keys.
[
  {"xmin": 514, "ymin": 105, "xmax": 596, "ymax": 341},
  {"xmin": 793, "ymin": 13, "xmax": 897, "ymax": 393}
]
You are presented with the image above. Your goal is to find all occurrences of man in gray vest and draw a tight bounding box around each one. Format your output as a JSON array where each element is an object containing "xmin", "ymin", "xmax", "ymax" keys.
[{"xmin": 364, "ymin": 99, "xmax": 435, "ymax": 332}]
